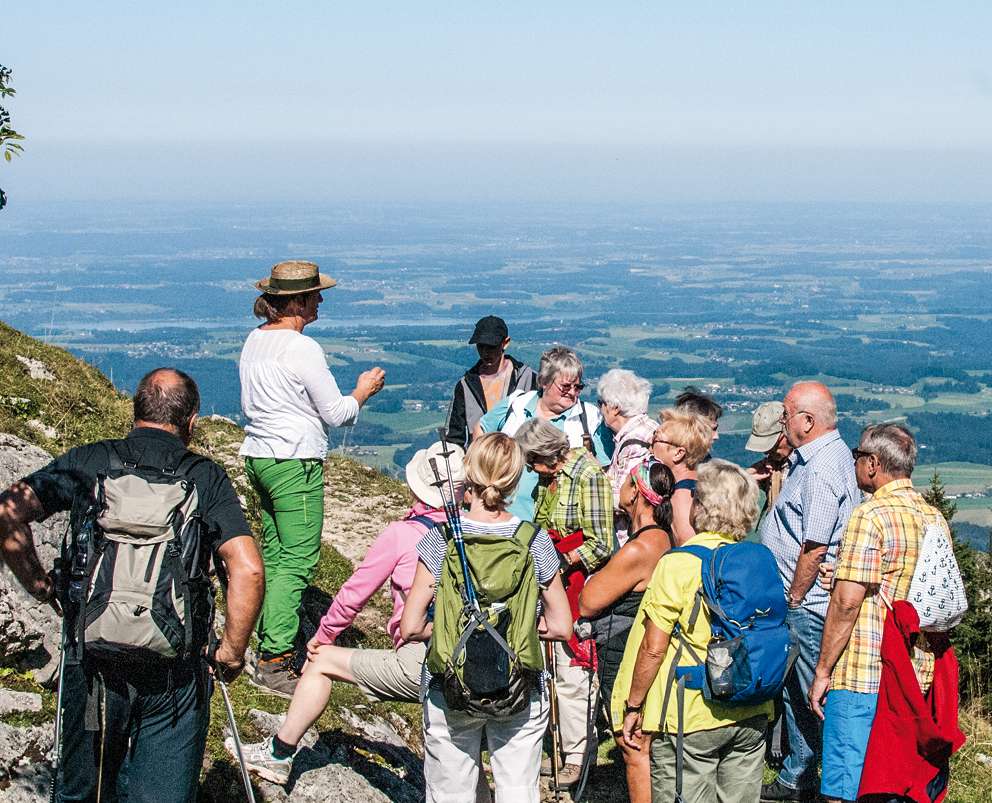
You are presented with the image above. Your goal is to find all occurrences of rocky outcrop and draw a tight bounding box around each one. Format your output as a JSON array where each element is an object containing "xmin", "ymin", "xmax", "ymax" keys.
[
  {"xmin": 0, "ymin": 434, "xmax": 64, "ymax": 681},
  {"xmin": 0, "ymin": 720, "xmax": 53, "ymax": 802},
  {"xmin": 208, "ymin": 709, "xmax": 422, "ymax": 803}
]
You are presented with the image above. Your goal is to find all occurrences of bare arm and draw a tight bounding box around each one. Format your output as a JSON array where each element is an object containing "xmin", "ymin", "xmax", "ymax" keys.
[
  {"xmin": 538, "ymin": 574, "xmax": 573, "ymax": 641},
  {"xmin": 809, "ymin": 579, "xmax": 867, "ymax": 718},
  {"xmin": 400, "ymin": 561, "xmax": 436, "ymax": 642},
  {"xmin": 213, "ymin": 535, "xmax": 264, "ymax": 675},
  {"xmin": 620, "ymin": 618, "xmax": 672, "ymax": 750},
  {"xmin": 626, "ymin": 618, "xmax": 672, "ymax": 708},
  {"xmin": 670, "ymin": 489, "xmax": 695, "ymax": 544},
  {"xmin": 579, "ymin": 539, "xmax": 654, "ymax": 618},
  {"xmin": 789, "ymin": 542, "xmax": 828, "ymax": 606},
  {"xmin": 0, "ymin": 482, "xmax": 55, "ymax": 604}
]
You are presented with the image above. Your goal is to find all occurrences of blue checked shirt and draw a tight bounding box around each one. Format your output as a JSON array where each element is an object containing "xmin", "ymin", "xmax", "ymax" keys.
[{"xmin": 758, "ymin": 429, "xmax": 861, "ymax": 617}]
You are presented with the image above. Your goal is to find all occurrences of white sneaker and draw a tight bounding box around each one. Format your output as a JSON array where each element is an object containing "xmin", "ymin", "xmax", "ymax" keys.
[{"xmin": 225, "ymin": 735, "xmax": 295, "ymax": 785}]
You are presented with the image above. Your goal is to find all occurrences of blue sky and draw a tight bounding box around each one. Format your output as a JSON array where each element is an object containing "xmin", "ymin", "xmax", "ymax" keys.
[{"xmin": 3, "ymin": 2, "xmax": 991, "ymax": 202}]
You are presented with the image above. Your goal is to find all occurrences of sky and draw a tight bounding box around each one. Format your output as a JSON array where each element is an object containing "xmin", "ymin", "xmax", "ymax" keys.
[{"xmin": 3, "ymin": 1, "xmax": 992, "ymax": 203}]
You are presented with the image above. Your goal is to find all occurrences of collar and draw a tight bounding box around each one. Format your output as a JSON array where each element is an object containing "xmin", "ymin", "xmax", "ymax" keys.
[
  {"xmin": 616, "ymin": 413, "xmax": 653, "ymax": 441},
  {"xmin": 406, "ymin": 500, "xmax": 444, "ymax": 518},
  {"xmin": 557, "ymin": 447, "xmax": 590, "ymax": 479},
  {"xmin": 126, "ymin": 426, "xmax": 186, "ymax": 449},
  {"xmin": 793, "ymin": 429, "xmax": 843, "ymax": 466},
  {"xmin": 870, "ymin": 478, "xmax": 914, "ymax": 498},
  {"xmin": 467, "ymin": 353, "xmax": 522, "ymax": 378}
]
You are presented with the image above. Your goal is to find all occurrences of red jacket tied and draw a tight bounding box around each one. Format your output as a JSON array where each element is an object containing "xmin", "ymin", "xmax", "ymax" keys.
[{"xmin": 858, "ymin": 600, "xmax": 965, "ymax": 803}]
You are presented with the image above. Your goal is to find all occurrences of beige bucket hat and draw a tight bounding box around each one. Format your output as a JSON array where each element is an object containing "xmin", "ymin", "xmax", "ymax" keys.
[
  {"xmin": 255, "ymin": 260, "xmax": 337, "ymax": 295},
  {"xmin": 406, "ymin": 441, "xmax": 466, "ymax": 508},
  {"xmin": 745, "ymin": 401, "xmax": 786, "ymax": 453}
]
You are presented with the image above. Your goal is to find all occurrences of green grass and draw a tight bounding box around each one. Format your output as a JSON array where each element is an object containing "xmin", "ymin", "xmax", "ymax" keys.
[
  {"xmin": 0, "ymin": 320, "xmax": 132, "ymax": 453},
  {"xmin": 0, "ymin": 666, "xmax": 55, "ymax": 728}
]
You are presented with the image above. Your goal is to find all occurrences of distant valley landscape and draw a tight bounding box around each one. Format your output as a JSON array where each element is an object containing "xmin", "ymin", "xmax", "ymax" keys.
[{"xmin": 2, "ymin": 200, "xmax": 990, "ymax": 544}]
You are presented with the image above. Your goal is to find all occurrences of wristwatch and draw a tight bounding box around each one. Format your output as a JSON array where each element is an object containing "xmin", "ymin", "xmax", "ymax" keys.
[{"xmin": 624, "ymin": 700, "xmax": 644, "ymax": 716}]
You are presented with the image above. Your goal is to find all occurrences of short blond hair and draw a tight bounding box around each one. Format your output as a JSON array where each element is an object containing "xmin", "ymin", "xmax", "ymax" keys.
[
  {"xmin": 657, "ymin": 409, "xmax": 712, "ymax": 469},
  {"xmin": 693, "ymin": 459, "xmax": 759, "ymax": 540},
  {"xmin": 464, "ymin": 432, "xmax": 525, "ymax": 511}
]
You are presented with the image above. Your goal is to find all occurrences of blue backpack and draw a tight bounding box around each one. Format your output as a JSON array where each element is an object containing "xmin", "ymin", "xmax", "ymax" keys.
[
  {"xmin": 666, "ymin": 541, "xmax": 794, "ymax": 704},
  {"xmin": 661, "ymin": 541, "xmax": 795, "ymax": 803}
]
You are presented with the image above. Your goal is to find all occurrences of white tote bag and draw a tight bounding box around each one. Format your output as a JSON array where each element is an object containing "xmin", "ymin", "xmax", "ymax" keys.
[{"xmin": 906, "ymin": 517, "xmax": 968, "ymax": 632}]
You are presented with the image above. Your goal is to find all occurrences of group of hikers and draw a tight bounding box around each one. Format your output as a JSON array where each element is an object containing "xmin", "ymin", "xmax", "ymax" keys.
[{"xmin": 0, "ymin": 259, "xmax": 968, "ymax": 803}]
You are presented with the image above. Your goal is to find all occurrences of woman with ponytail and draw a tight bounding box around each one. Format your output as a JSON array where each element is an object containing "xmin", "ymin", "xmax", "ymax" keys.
[
  {"xmin": 578, "ymin": 459, "xmax": 677, "ymax": 803},
  {"xmin": 401, "ymin": 433, "xmax": 571, "ymax": 803}
]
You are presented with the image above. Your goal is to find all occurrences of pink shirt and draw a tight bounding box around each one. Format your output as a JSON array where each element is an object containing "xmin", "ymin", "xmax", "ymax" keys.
[{"xmin": 315, "ymin": 503, "xmax": 447, "ymax": 649}]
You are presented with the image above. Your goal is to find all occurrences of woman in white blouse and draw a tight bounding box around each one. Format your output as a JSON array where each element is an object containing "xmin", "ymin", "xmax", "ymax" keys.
[{"xmin": 240, "ymin": 260, "xmax": 384, "ymax": 697}]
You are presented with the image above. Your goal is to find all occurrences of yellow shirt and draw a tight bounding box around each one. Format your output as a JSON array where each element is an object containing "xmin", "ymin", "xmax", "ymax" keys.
[{"xmin": 610, "ymin": 531, "xmax": 774, "ymax": 733}]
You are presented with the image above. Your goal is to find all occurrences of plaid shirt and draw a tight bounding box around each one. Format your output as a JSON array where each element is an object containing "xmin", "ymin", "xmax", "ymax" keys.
[
  {"xmin": 535, "ymin": 448, "xmax": 615, "ymax": 571},
  {"xmin": 758, "ymin": 429, "xmax": 860, "ymax": 617},
  {"xmin": 831, "ymin": 479, "xmax": 940, "ymax": 694}
]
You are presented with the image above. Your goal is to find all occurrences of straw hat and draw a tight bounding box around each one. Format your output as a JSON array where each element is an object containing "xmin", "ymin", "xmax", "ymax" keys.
[
  {"xmin": 255, "ymin": 260, "xmax": 337, "ymax": 295},
  {"xmin": 406, "ymin": 441, "xmax": 466, "ymax": 508}
]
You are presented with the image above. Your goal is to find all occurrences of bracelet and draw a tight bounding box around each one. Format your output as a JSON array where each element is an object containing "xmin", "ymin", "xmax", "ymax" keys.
[{"xmin": 624, "ymin": 700, "xmax": 643, "ymax": 715}]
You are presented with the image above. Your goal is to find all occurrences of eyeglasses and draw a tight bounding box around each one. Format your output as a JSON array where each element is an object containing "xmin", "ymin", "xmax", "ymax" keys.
[
  {"xmin": 554, "ymin": 380, "xmax": 585, "ymax": 395},
  {"xmin": 651, "ymin": 437, "xmax": 682, "ymax": 449},
  {"xmin": 779, "ymin": 409, "xmax": 810, "ymax": 424},
  {"xmin": 851, "ymin": 448, "xmax": 875, "ymax": 462}
]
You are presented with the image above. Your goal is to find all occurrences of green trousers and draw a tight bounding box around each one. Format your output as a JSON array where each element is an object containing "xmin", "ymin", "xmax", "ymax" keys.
[
  {"xmin": 650, "ymin": 714, "xmax": 767, "ymax": 803},
  {"xmin": 244, "ymin": 457, "xmax": 324, "ymax": 656}
]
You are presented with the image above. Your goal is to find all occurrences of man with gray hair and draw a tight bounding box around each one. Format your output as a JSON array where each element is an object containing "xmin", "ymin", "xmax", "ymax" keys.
[
  {"xmin": 476, "ymin": 346, "xmax": 612, "ymax": 520},
  {"xmin": 808, "ymin": 424, "xmax": 949, "ymax": 803},
  {"xmin": 760, "ymin": 381, "xmax": 860, "ymax": 802}
]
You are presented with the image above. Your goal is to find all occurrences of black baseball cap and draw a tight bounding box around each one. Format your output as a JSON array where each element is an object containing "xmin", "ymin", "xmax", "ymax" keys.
[{"xmin": 468, "ymin": 316, "xmax": 509, "ymax": 346}]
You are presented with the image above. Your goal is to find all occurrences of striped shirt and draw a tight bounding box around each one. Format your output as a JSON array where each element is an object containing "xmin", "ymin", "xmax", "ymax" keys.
[
  {"xmin": 417, "ymin": 516, "xmax": 561, "ymax": 600},
  {"xmin": 758, "ymin": 429, "xmax": 861, "ymax": 617},
  {"xmin": 535, "ymin": 448, "xmax": 616, "ymax": 571},
  {"xmin": 831, "ymin": 479, "xmax": 939, "ymax": 694}
]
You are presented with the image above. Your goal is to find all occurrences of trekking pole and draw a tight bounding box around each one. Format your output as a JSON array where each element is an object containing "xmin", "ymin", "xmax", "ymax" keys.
[
  {"xmin": 48, "ymin": 623, "xmax": 68, "ymax": 803},
  {"xmin": 215, "ymin": 669, "xmax": 257, "ymax": 803},
  {"xmin": 544, "ymin": 640, "xmax": 563, "ymax": 803},
  {"xmin": 431, "ymin": 429, "xmax": 478, "ymax": 609}
]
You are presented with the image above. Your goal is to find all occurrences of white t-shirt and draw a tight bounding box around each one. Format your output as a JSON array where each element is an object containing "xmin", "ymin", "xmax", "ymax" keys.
[{"xmin": 239, "ymin": 328, "xmax": 359, "ymax": 460}]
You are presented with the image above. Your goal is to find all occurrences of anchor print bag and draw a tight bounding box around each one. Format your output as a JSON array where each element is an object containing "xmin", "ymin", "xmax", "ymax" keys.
[{"xmin": 906, "ymin": 516, "xmax": 968, "ymax": 632}]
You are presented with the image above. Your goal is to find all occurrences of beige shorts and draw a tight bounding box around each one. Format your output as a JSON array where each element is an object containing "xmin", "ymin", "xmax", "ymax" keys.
[{"xmin": 349, "ymin": 641, "xmax": 427, "ymax": 704}]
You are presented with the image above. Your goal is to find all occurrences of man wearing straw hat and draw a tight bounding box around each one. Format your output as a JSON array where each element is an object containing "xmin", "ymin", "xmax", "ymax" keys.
[{"xmin": 239, "ymin": 260, "xmax": 386, "ymax": 697}]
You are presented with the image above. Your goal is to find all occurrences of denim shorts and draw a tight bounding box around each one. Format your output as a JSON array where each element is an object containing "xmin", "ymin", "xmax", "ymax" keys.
[{"xmin": 821, "ymin": 689, "xmax": 878, "ymax": 801}]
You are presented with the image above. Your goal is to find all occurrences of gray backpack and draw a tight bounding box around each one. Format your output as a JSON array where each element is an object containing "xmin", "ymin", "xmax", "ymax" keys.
[{"xmin": 64, "ymin": 447, "xmax": 214, "ymax": 662}]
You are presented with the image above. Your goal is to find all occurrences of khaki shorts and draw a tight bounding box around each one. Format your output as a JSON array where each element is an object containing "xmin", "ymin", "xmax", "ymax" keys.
[{"xmin": 349, "ymin": 641, "xmax": 426, "ymax": 704}]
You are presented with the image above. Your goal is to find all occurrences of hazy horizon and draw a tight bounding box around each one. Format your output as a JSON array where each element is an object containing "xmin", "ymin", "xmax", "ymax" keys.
[{"xmin": 4, "ymin": 3, "xmax": 992, "ymax": 204}]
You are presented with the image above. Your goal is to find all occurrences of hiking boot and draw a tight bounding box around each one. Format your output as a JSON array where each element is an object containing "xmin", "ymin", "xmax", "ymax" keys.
[
  {"xmin": 554, "ymin": 763, "xmax": 583, "ymax": 788},
  {"xmin": 760, "ymin": 779, "xmax": 816, "ymax": 802},
  {"xmin": 249, "ymin": 653, "xmax": 300, "ymax": 699},
  {"xmin": 540, "ymin": 756, "xmax": 555, "ymax": 777},
  {"xmin": 226, "ymin": 736, "xmax": 295, "ymax": 786}
]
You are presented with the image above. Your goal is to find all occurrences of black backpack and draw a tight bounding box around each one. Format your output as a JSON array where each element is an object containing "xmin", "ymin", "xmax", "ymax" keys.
[{"xmin": 61, "ymin": 446, "xmax": 214, "ymax": 663}]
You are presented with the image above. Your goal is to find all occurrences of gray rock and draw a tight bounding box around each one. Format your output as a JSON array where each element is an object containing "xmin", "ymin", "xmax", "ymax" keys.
[
  {"xmin": 220, "ymin": 708, "xmax": 421, "ymax": 803},
  {"xmin": 15, "ymin": 355, "xmax": 56, "ymax": 382},
  {"xmin": 0, "ymin": 720, "xmax": 54, "ymax": 802},
  {"xmin": 0, "ymin": 690, "xmax": 42, "ymax": 715},
  {"xmin": 0, "ymin": 434, "xmax": 65, "ymax": 681}
]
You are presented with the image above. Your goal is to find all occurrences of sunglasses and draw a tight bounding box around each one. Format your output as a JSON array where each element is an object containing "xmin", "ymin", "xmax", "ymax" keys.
[
  {"xmin": 553, "ymin": 380, "xmax": 585, "ymax": 395},
  {"xmin": 851, "ymin": 448, "xmax": 875, "ymax": 461},
  {"xmin": 651, "ymin": 437, "xmax": 682, "ymax": 449}
]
